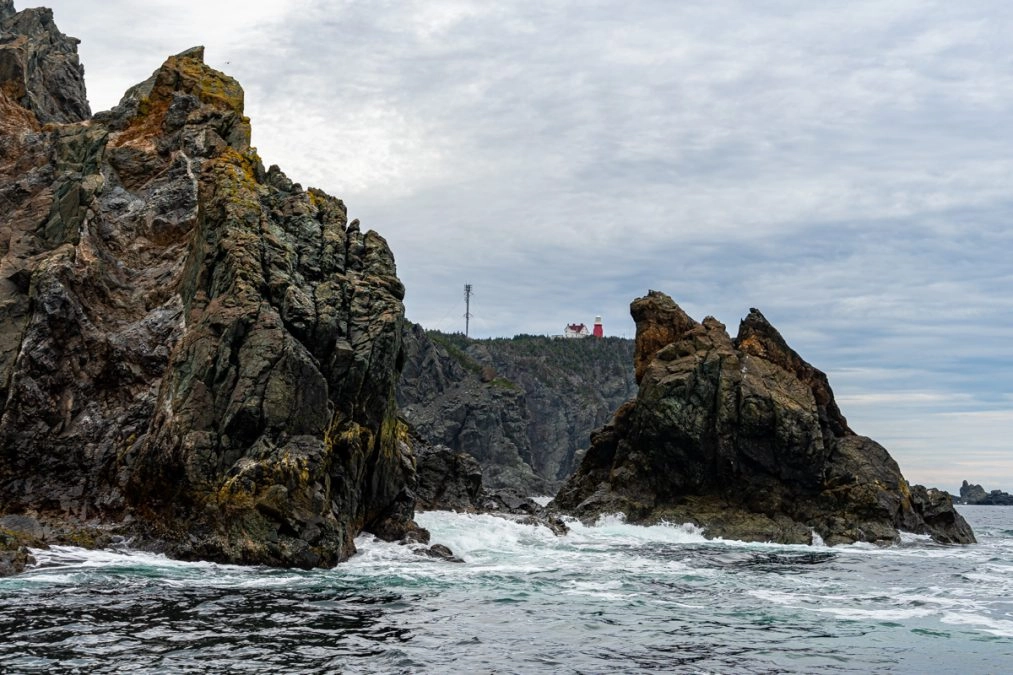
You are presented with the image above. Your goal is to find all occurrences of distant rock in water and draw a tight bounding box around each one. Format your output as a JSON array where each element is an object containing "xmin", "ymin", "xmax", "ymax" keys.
[
  {"xmin": 958, "ymin": 481, "xmax": 1013, "ymax": 505},
  {"xmin": 0, "ymin": 3, "xmax": 423, "ymax": 569},
  {"xmin": 552, "ymin": 291, "xmax": 975, "ymax": 546},
  {"xmin": 398, "ymin": 324, "xmax": 636, "ymax": 494}
]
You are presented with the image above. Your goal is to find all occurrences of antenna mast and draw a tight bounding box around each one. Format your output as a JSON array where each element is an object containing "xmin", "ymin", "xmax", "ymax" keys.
[{"xmin": 464, "ymin": 283, "xmax": 473, "ymax": 337}]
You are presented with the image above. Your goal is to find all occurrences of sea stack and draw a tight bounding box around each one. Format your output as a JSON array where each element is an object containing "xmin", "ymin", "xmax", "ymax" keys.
[
  {"xmin": 0, "ymin": 3, "xmax": 421, "ymax": 568},
  {"xmin": 552, "ymin": 290, "xmax": 975, "ymax": 546}
]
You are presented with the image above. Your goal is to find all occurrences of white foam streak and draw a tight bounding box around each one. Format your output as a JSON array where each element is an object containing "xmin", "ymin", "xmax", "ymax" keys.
[
  {"xmin": 23, "ymin": 545, "xmax": 314, "ymax": 590},
  {"xmin": 816, "ymin": 606, "xmax": 937, "ymax": 621},
  {"xmin": 941, "ymin": 612, "xmax": 1013, "ymax": 638}
]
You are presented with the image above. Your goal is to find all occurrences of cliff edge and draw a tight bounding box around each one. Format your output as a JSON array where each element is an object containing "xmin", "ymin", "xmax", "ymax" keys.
[{"xmin": 552, "ymin": 291, "xmax": 975, "ymax": 546}]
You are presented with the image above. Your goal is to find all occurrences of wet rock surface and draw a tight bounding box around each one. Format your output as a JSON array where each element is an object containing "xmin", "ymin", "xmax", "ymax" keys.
[
  {"xmin": 0, "ymin": 526, "xmax": 36, "ymax": 577},
  {"xmin": 0, "ymin": 4, "xmax": 421, "ymax": 568},
  {"xmin": 552, "ymin": 290, "xmax": 975, "ymax": 546},
  {"xmin": 414, "ymin": 437, "xmax": 569, "ymax": 536}
]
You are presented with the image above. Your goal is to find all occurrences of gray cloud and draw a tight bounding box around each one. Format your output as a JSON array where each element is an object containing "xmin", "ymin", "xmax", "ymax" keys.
[{"xmin": 40, "ymin": 0, "xmax": 1013, "ymax": 490}]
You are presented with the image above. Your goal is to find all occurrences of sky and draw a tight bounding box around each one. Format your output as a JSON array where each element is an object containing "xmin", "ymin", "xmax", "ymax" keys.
[{"xmin": 30, "ymin": 0, "xmax": 1013, "ymax": 492}]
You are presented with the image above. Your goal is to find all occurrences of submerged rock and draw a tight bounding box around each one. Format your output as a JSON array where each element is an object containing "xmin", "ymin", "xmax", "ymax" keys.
[
  {"xmin": 0, "ymin": 4, "xmax": 420, "ymax": 568},
  {"xmin": 414, "ymin": 543, "xmax": 464, "ymax": 564},
  {"xmin": 552, "ymin": 291, "xmax": 975, "ymax": 546}
]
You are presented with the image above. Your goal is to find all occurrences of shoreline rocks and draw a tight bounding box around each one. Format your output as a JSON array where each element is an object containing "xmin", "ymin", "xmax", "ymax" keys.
[{"xmin": 552, "ymin": 291, "xmax": 975, "ymax": 546}]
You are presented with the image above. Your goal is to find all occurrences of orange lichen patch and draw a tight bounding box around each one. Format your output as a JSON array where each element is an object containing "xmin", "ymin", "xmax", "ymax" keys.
[
  {"xmin": 176, "ymin": 58, "xmax": 243, "ymax": 113},
  {"xmin": 631, "ymin": 291, "xmax": 700, "ymax": 383},
  {"xmin": 215, "ymin": 147, "xmax": 259, "ymax": 183},
  {"xmin": 203, "ymin": 147, "xmax": 263, "ymax": 213},
  {"xmin": 0, "ymin": 77, "xmax": 26, "ymax": 104},
  {"xmin": 0, "ymin": 90, "xmax": 40, "ymax": 133},
  {"xmin": 110, "ymin": 97, "xmax": 170, "ymax": 151},
  {"xmin": 736, "ymin": 335, "xmax": 766, "ymax": 358},
  {"xmin": 110, "ymin": 50, "xmax": 245, "ymax": 153},
  {"xmin": 155, "ymin": 51, "xmax": 244, "ymax": 116}
]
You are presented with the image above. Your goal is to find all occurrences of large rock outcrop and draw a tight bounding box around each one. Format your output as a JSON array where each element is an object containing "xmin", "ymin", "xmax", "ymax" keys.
[
  {"xmin": 553, "ymin": 291, "xmax": 975, "ymax": 546},
  {"xmin": 398, "ymin": 324, "xmax": 636, "ymax": 494},
  {"xmin": 0, "ymin": 3, "xmax": 421, "ymax": 569},
  {"xmin": 958, "ymin": 481, "xmax": 1013, "ymax": 505}
]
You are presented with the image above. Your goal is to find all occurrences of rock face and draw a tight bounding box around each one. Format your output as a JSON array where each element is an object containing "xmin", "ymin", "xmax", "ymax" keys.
[
  {"xmin": 553, "ymin": 291, "xmax": 975, "ymax": 546},
  {"xmin": 413, "ymin": 436, "xmax": 569, "ymax": 536},
  {"xmin": 398, "ymin": 324, "xmax": 636, "ymax": 494},
  {"xmin": 0, "ymin": 2, "xmax": 90, "ymax": 124},
  {"xmin": 413, "ymin": 440, "xmax": 484, "ymax": 512},
  {"xmin": 0, "ymin": 4, "xmax": 421, "ymax": 568},
  {"xmin": 959, "ymin": 481, "xmax": 1013, "ymax": 505}
]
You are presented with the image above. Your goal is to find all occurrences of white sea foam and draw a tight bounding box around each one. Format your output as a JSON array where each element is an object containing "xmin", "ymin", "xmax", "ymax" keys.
[
  {"xmin": 30, "ymin": 545, "xmax": 176, "ymax": 568},
  {"xmin": 898, "ymin": 531, "xmax": 935, "ymax": 544},
  {"xmin": 941, "ymin": 612, "xmax": 1013, "ymax": 638},
  {"xmin": 746, "ymin": 588, "xmax": 801, "ymax": 606},
  {"xmin": 24, "ymin": 545, "xmax": 324, "ymax": 591},
  {"xmin": 814, "ymin": 606, "xmax": 937, "ymax": 621},
  {"xmin": 2, "ymin": 505, "xmax": 1011, "ymax": 671},
  {"xmin": 574, "ymin": 513, "xmax": 709, "ymax": 544}
]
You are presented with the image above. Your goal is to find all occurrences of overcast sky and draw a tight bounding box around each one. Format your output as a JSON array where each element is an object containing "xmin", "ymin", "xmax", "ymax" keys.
[{"xmin": 33, "ymin": 0, "xmax": 1013, "ymax": 492}]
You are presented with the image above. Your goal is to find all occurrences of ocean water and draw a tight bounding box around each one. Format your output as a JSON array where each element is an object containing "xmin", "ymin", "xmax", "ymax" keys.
[{"xmin": 1, "ymin": 506, "xmax": 1010, "ymax": 674}]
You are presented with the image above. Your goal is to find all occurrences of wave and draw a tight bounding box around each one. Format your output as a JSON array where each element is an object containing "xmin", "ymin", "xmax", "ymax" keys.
[{"xmin": 20, "ymin": 545, "xmax": 320, "ymax": 590}]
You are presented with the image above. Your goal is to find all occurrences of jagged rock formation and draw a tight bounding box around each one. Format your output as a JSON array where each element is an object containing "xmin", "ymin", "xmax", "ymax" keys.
[
  {"xmin": 0, "ymin": 1, "xmax": 89, "ymax": 124},
  {"xmin": 553, "ymin": 291, "xmax": 975, "ymax": 546},
  {"xmin": 398, "ymin": 324, "xmax": 636, "ymax": 494},
  {"xmin": 0, "ymin": 3, "xmax": 422, "ymax": 570},
  {"xmin": 958, "ymin": 481, "xmax": 1013, "ymax": 505}
]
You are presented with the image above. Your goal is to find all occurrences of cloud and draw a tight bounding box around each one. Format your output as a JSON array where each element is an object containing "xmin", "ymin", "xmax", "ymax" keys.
[
  {"xmin": 848, "ymin": 407, "xmax": 1013, "ymax": 493},
  {"xmin": 37, "ymin": 0, "xmax": 1013, "ymax": 490}
]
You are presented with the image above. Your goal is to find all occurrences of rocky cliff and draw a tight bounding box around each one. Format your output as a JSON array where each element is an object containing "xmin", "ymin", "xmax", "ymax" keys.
[
  {"xmin": 0, "ymin": 3, "xmax": 422, "ymax": 569},
  {"xmin": 553, "ymin": 291, "xmax": 975, "ymax": 546},
  {"xmin": 398, "ymin": 324, "xmax": 636, "ymax": 494}
]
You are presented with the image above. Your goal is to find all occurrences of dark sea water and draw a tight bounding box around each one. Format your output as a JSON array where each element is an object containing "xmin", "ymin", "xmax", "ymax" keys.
[{"xmin": 1, "ymin": 505, "xmax": 1010, "ymax": 674}]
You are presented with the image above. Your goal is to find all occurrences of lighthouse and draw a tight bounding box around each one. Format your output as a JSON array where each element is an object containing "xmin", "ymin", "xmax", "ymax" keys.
[{"xmin": 593, "ymin": 315, "xmax": 603, "ymax": 338}]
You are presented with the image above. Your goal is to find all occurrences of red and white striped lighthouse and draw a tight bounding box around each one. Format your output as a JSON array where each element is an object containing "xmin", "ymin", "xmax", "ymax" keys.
[{"xmin": 592, "ymin": 315, "xmax": 603, "ymax": 338}]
